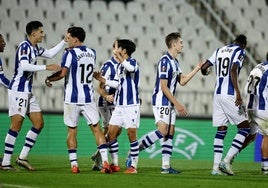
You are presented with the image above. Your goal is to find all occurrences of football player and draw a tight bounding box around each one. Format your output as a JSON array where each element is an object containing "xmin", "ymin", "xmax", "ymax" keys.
[
  {"xmin": 201, "ymin": 34, "xmax": 250, "ymax": 176},
  {"xmin": 1, "ymin": 21, "xmax": 65, "ymax": 171}
]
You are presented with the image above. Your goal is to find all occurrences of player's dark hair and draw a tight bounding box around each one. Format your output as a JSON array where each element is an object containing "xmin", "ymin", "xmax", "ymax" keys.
[
  {"xmin": 26, "ymin": 21, "xmax": 43, "ymax": 35},
  {"xmin": 117, "ymin": 39, "xmax": 136, "ymax": 56},
  {"xmin": 233, "ymin": 34, "xmax": 247, "ymax": 49},
  {"xmin": 68, "ymin": 27, "xmax": 86, "ymax": 42},
  {"xmin": 165, "ymin": 32, "xmax": 181, "ymax": 49},
  {"xmin": 266, "ymin": 51, "xmax": 268, "ymax": 61}
]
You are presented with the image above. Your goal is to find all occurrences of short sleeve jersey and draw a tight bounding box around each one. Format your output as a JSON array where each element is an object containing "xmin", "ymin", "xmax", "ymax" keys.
[
  {"xmin": 62, "ymin": 46, "xmax": 96, "ymax": 104},
  {"xmin": 152, "ymin": 52, "xmax": 182, "ymax": 107},
  {"xmin": 207, "ymin": 44, "xmax": 246, "ymax": 95}
]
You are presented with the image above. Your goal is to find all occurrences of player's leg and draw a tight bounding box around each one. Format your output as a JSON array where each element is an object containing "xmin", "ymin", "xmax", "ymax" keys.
[
  {"xmin": 90, "ymin": 122, "xmax": 110, "ymax": 164},
  {"xmin": 64, "ymin": 103, "xmax": 80, "ymax": 173},
  {"xmin": 16, "ymin": 95, "xmax": 44, "ymax": 171},
  {"xmin": 91, "ymin": 107, "xmax": 109, "ymax": 171},
  {"xmin": 67, "ymin": 126, "xmax": 80, "ymax": 173},
  {"xmin": 107, "ymin": 124, "xmax": 121, "ymax": 171},
  {"xmin": 83, "ymin": 104, "xmax": 111, "ymax": 173},
  {"xmin": 160, "ymin": 124, "xmax": 180, "ymax": 174},
  {"xmin": 1, "ymin": 114, "xmax": 23, "ymax": 170},
  {"xmin": 1, "ymin": 90, "xmax": 28, "ymax": 170},
  {"xmin": 124, "ymin": 127, "xmax": 139, "ymax": 174},
  {"xmin": 123, "ymin": 106, "xmax": 140, "ymax": 174},
  {"xmin": 220, "ymin": 120, "xmax": 250, "ymax": 175},
  {"xmin": 212, "ymin": 126, "xmax": 227, "ymax": 175},
  {"xmin": 261, "ymin": 135, "xmax": 268, "ymax": 174}
]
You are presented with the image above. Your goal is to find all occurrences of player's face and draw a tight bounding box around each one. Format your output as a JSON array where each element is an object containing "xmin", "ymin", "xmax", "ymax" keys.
[
  {"xmin": 0, "ymin": 35, "xmax": 6, "ymax": 52},
  {"xmin": 33, "ymin": 27, "xmax": 45, "ymax": 43},
  {"xmin": 173, "ymin": 38, "xmax": 183, "ymax": 54},
  {"xmin": 66, "ymin": 33, "xmax": 76, "ymax": 48}
]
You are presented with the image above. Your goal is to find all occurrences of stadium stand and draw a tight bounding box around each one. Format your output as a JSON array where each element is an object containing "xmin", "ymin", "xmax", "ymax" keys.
[{"xmin": 0, "ymin": 0, "xmax": 267, "ymax": 117}]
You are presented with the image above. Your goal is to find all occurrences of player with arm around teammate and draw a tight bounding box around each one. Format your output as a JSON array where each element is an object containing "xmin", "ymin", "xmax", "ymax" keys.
[
  {"xmin": 127, "ymin": 32, "xmax": 202, "ymax": 174},
  {"xmin": 94, "ymin": 39, "xmax": 140, "ymax": 174},
  {"xmin": 45, "ymin": 26, "xmax": 111, "ymax": 174},
  {"xmin": 91, "ymin": 40, "xmax": 122, "ymax": 171},
  {"xmin": 1, "ymin": 21, "xmax": 64, "ymax": 171},
  {"xmin": 201, "ymin": 34, "xmax": 250, "ymax": 176},
  {"xmin": 245, "ymin": 51, "xmax": 268, "ymax": 175}
]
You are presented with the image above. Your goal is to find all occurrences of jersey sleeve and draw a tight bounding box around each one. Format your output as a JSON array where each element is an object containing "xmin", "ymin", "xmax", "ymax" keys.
[
  {"xmin": 18, "ymin": 42, "xmax": 31, "ymax": 62},
  {"xmin": 207, "ymin": 48, "xmax": 219, "ymax": 66},
  {"xmin": 61, "ymin": 50, "xmax": 72, "ymax": 68},
  {"xmin": 158, "ymin": 57, "xmax": 169, "ymax": 79},
  {"xmin": 233, "ymin": 49, "xmax": 246, "ymax": 68}
]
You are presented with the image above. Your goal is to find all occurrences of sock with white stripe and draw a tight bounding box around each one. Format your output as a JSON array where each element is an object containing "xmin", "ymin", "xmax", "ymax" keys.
[
  {"xmin": 109, "ymin": 139, "xmax": 119, "ymax": 166},
  {"xmin": 19, "ymin": 127, "xmax": 40, "ymax": 159},
  {"xmin": 130, "ymin": 140, "xmax": 139, "ymax": 169},
  {"xmin": 161, "ymin": 135, "xmax": 173, "ymax": 169},
  {"xmin": 213, "ymin": 130, "xmax": 227, "ymax": 170},
  {"xmin": 98, "ymin": 143, "xmax": 109, "ymax": 164},
  {"xmin": 2, "ymin": 129, "xmax": 18, "ymax": 166},
  {"xmin": 262, "ymin": 158, "xmax": 268, "ymax": 170},
  {"xmin": 139, "ymin": 130, "xmax": 163, "ymax": 150},
  {"xmin": 224, "ymin": 128, "xmax": 250, "ymax": 163},
  {"xmin": 68, "ymin": 149, "xmax": 78, "ymax": 167}
]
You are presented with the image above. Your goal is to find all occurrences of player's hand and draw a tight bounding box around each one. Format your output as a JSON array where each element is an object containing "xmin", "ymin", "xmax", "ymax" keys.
[
  {"xmin": 46, "ymin": 64, "xmax": 61, "ymax": 72},
  {"xmin": 45, "ymin": 77, "xmax": 52, "ymax": 87},
  {"xmin": 235, "ymin": 93, "xmax": 243, "ymax": 106},
  {"xmin": 93, "ymin": 71, "xmax": 103, "ymax": 81},
  {"xmin": 63, "ymin": 32, "xmax": 69, "ymax": 43},
  {"xmin": 114, "ymin": 41, "xmax": 128, "ymax": 63},
  {"xmin": 196, "ymin": 61, "xmax": 204, "ymax": 71},
  {"xmin": 105, "ymin": 94, "xmax": 114, "ymax": 103},
  {"xmin": 175, "ymin": 103, "xmax": 188, "ymax": 116}
]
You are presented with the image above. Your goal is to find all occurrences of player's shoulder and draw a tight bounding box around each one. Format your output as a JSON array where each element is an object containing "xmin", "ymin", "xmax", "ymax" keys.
[{"xmin": 18, "ymin": 40, "xmax": 31, "ymax": 49}]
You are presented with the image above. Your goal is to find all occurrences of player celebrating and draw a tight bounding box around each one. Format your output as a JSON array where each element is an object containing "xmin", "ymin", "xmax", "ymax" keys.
[
  {"xmin": 201, "ymin": 34, "xmax": 250, "ymax": 176},
  {"xmin": 45, "ymin": 26, "xmax": 111, "ymax": 174},
  {"xmin": 126, "ymin": 32, "xmax": 202, "ymax": 174},
  {"xmin": 245, "ymin": 52, "xmax": 268, "ymax": 175},
  {"xmin": 1, "ymin": 21, "xmax": 64, "ymax": 171},
  {"xmin": 93, "ymin": 39, "xmax": 140, "ymax": 174},
  {"xmin": 91, "ymin": 40, "xmax": 122, "ymax": 171}
]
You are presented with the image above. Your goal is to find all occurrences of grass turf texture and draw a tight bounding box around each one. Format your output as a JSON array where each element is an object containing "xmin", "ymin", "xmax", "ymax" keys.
[{"xmin": 0, "ymin": 155, "xmax": 266, "ymax": 188}]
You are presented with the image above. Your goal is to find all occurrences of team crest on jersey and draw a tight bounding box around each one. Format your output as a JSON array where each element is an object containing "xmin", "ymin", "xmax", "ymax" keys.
[
  {"xmin": 161, "ymin": 66, "xmax": 167, "ymax": 72},
  {"xmin": 238, "ymin": 55, "xmax": 244, "ymax": 61},
  {"xmin": 21, "ymin": 49, "xmax": 27, "ymax": 55}
]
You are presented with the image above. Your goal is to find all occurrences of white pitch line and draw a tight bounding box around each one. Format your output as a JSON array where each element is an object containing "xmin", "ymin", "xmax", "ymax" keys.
[{"xmin": 1, "ymin": 184, "xmax": 39, "ymax": 188}]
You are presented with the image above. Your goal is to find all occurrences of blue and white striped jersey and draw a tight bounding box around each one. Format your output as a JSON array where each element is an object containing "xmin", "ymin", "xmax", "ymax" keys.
[
  {"xmin": 245, "ymin": 61, "xmax": 268, "ymax": 111},
  {"xmin": 114, "ymin": 57, "xmax": 140, "ymax": 106},
  {"xmin": 152, "ymin": 52, "xmax": 182, "ymax": 107},
  {"xmin": 207, "ymin": 44, "xmax": 246, "ymax": 95},
  {"xmin": 0, "ymin": 57, "xmax": 10, "ymax": 88},
  {"xmin": 98, "ymin": 57, "xmax": 118, "ymax": 107},
  {"xmin": 9, "ymin": 39, "xmax": 45, "ymax": 92},
  {"xmin": 62, "ymin": 46, "xmax": 96, "ymax": 104}
]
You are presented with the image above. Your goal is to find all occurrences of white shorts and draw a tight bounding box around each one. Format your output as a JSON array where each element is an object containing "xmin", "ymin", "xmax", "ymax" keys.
[
  {"xmin": 8, "ymin": 90, "xmax": 41, "ymax": 117},
  {"xmin": 248, "ymin": 110, "xmax": 268, "ymax": 135},
  {"xmin": 109, "ymin": 105, "xmax": 140, "ymax": 129},
  {"xmin": 153, "ymin": 106, "xmax": 176, "ymax": 125},
  {"xmin": 212, "ymin": 94, "xmax": 248, "ymax": 127},
  {"xmin": 98, "ymin": 105, "xmax": 115, "ymax": 128},
  {"xmin": 64, "ymin": 103, "xmax": 100, "ymax": 128}
]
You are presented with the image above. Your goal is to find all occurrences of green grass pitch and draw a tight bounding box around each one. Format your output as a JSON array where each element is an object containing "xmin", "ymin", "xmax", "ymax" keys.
[{"xmin": 0, "ymin": 155, "xmax": 266, "ymax": 188}]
